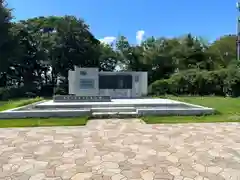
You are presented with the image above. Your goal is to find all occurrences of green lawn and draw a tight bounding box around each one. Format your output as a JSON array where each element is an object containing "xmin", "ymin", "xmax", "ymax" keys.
[
  {"xmin": 0, "ymin": 117, "xmax": 88, "ymax": 128},
  {"xmin": 143, "ymin": 96, "xmax": 240, "ymax": 124},
  {"xmin": 0, "ymin": 97, "xmax": 44, "ymax": 111},
  {"xmin": 0, "ymin": 98, "xmax": 88, "ymax": 128}
]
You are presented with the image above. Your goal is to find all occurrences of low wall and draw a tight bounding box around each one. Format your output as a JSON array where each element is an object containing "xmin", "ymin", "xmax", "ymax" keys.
[
  {"xmin": 53, "ymin": 95, "xmax": 111, "ymax": 102},
  {"xmin": 0, "ymin": 109, "xmax": 91, "ymax": 119}
]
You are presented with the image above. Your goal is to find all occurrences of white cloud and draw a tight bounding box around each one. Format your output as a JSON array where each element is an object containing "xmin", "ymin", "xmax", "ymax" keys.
[
  {"xmin": 136, "ymin": 30, "xmax": 145, "ymax": 44},
  {"xmin": 99, "ymin": 36, "xmax": 116, "ymax": 44}
]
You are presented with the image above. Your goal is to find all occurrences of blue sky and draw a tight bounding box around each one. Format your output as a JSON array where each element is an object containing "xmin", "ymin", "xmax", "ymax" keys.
[{"xmin": 8, "ymin": 0, "xmax": 236, "ymax": 44}]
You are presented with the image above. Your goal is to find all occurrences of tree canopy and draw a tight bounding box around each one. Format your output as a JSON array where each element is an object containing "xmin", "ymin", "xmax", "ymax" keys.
[{"xmin": 0, "ymin": 1, "xmax": 238, "ymax": 99}]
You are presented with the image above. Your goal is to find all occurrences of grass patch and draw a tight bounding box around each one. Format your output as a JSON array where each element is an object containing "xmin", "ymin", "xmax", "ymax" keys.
[
  {"xmin": 0, "ymin": 117, "xmax": 88, "ymax": 128},
  {"xmin": 0, "ymin": 97, "xmax": 44, "ymax": 111},
  {"xmin": 166, "ymin": 96, "xmax": 240, "ymax": 114},
  {"xmin": 0, "ymin": 97, "xmax": 89, "ymax": 128},
  {"xmin": 143, "ymin": 96, "xmax": 240, "ymax": 124}
]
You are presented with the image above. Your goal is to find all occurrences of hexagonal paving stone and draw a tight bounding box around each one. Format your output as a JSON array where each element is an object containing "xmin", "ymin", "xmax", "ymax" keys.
[{"xmin": 0, "ymin": 119, "xmax": 240, "ymax": 180}]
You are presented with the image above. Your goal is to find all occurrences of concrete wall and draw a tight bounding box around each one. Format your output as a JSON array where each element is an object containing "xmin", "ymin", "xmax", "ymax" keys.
[
  {"xmin": 131, "ymin": 72, "xmax": 148, "ymax": 97},
  {"xmin": 68, "ymin": 70, "xmax": 74, "ymax": 94},
  {"xmin": 141, "ymin": 72, "xmax": 148, "ymax": 96},
  {"xmin": 68, "ymin": 67, "xmax": 99, "ymax": 96},
  {"xmin": 68, "ymin": 67, "xmax": 148, "ymax": 97}
]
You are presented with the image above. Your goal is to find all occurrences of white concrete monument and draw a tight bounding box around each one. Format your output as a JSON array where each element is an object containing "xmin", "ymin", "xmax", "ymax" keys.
[
  {"xmin": 68, "ymin": 67, "xmax": 148, "ymax": 98},
  {"xmin": 0, "ymin": 67, "xmax": 215, "ymax": 119}
]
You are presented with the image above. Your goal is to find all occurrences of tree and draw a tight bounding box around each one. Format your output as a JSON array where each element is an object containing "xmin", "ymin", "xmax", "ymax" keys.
[
  {"xmin": 115, "ymin": 35, "xmax": 133, "ymax": 70},
  {"xmin": 0, "ymin": 0, "xmax": 12, "ymax": 86},
  {"xmin": 208, "ymin": 34, "xmax": 237, "ymax": 68},
  {"xmin": 52, "ymin": 16, "xmax": 100, "ymax": 77},
  {"xmin": 141, "ymin": 37, "xmax": 177, "ymax": 83},
  {"xmin": 116, "ymin": 36, "xmax": 177, "ymax": 83},
  {"xmin": 173, "ymin": 34, "xmax": 216, "ymax": 71},
  {"xmin": 16, "ymin": 16, "xmax": 101, "ymax": 94},
  {"xmin": 99, "ymin": 43, "xmax": 119, "ymax": 71},
  {"xmin": 11, "ymin": 22, "xmax": 46, "ymax": 91},
  {"xmin": 116, "ymin": 36, "xmax": 150, "ymax": 72},
  {"xmin": 0, "ymin": 1, "xmax": 239, "ymax": 99},
  {"xmin": 0, "ymin": 0, "xmax": 12, "ymax": 60}
]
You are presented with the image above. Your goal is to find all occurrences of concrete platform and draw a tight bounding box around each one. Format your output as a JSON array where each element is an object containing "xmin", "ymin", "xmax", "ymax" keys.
[
  {"xmin": 0, "ymin": 98, "xmax": 215, "ymax": 119},
  {"xmin": 35, "ymin": 99, "xmax": 200, "ymax": 109}
]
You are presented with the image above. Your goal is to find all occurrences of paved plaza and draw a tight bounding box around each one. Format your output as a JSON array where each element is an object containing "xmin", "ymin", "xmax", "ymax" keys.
[{"xmin": 0, "ymin": 119, "xmax": 240, "ymax": 180}]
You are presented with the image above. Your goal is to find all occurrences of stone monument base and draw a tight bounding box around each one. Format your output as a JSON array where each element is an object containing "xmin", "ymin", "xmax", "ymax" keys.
[{"xmin": 0, "ymin": 98, "xmax": 215, "ymax": 119}]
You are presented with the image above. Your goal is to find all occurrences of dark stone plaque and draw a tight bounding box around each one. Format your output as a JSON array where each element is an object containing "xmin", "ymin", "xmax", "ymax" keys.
[{"xmin": 53, "ymin": 95, "xmax": 111, "ymax": 102}]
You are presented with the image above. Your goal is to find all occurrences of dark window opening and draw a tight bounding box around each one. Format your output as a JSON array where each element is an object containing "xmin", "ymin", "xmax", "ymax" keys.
[{"xmin": 99, "ymin": 75, "xmax": 132, "ymax": 89}]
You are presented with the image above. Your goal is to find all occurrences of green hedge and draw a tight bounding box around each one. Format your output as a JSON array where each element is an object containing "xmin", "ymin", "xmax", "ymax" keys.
[
  {"xmin": 0, "ymin": 84, "xmax": 68, "ymax": 100},
  {"xmin": 0, "ymin": 86, "xmax": 39, "ymax": 101},
  {"xmin": 149, "ymin": 68, "xmax": 240, "ymax": 97},
  {"xmin": 0, "ymin": 87, "xmax": 26, "ymax": 100}
]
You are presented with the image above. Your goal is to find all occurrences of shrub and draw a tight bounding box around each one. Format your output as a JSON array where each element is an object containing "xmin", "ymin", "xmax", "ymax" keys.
[
  {"xmin": 54, "ymin": 86, "xmax": 68, "ymax": 95},
  {"xmin": 149, "ymin": 68, "xmax": 240, "ymax": 97},
  {"xmin": 149, "ymin": 79, "xmax": 171, "ymax": 95},
  {"xmin": 39, "ymin": 84, "xmax": 54, "ymax": 97},
  {"xmin": 0, "ymin": 87, "xmax": 11, "ymax": 100},
  {"xmin": 0, "ymin": 86, "xmax": 26, "ymax": 100},
  {"xmin": 224, "ymin": 67, "xmax": 240, "ymax": 97}
]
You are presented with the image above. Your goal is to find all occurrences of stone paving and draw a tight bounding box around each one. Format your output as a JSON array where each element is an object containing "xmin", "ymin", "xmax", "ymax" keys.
[{"xmin": 0, "ymin": 119, "xmax": 240, "ymax": 180}]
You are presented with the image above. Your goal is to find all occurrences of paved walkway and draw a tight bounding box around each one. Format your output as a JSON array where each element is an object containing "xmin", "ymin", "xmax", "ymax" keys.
[{"xmin": 1, "ymin": 119, "xmax": 240, "ymax": 180}]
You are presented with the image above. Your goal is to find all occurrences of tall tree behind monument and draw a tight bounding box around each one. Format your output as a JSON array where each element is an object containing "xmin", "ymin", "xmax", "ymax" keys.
[{"xmin": 0, "ymin": 0, "xmax": 13, "ymax": 86}]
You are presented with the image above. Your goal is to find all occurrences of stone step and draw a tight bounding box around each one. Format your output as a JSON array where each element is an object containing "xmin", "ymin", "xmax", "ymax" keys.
[
  {"xmin": 91, "ymin": 107, "xmax": 136, "ymax": 113},
  {"xmin": 91, "ymin": 112, "xmax": 138, "ymax": 118},
  {"xmin": 0, "ymin": 109, "xmax": 91, "ymax": 119},
  {"xmin": 35, "ymin": 103, "xmax": 191, "ymax": 109},
  {"xmin": 137, "ymin": 108, "xmax": 214, "ymax": 116}
]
